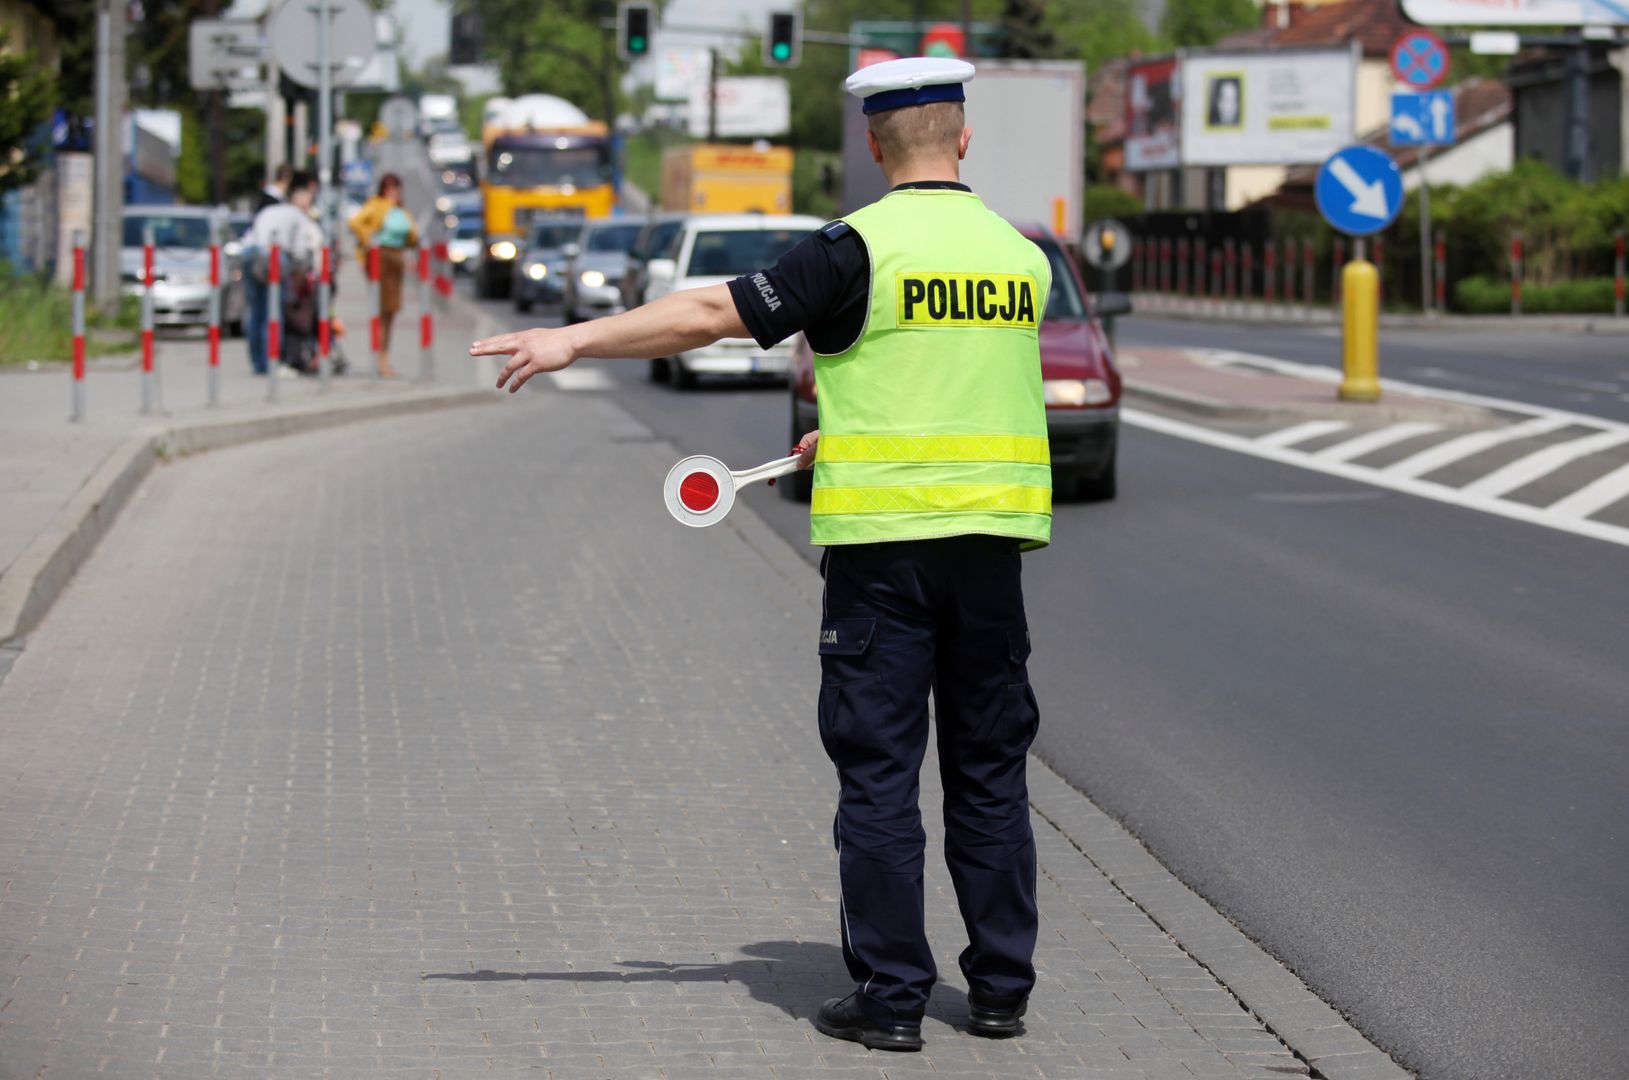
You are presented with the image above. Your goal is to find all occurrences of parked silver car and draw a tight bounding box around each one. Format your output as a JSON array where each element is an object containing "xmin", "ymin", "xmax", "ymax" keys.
[{"xmin": 120, "ymin": 206, "xmax": 245, "ymax": 333}]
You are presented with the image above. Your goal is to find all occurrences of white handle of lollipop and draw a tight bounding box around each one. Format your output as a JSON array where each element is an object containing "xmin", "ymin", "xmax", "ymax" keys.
[{"xmin": 664, "ymin": 452, "xmax": 804, "ymax": 528}]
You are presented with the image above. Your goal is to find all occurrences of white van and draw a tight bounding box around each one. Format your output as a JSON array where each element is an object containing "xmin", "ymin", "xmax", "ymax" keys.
[{"xmin": 645, "ymin": 213, "xmax": 825, "ymax": 388}]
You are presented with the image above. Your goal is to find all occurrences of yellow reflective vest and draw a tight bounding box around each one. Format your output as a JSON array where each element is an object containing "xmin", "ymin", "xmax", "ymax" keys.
[{"xmin": 810, "ymin": 187, "xmax": 1052, "ymax": 548}]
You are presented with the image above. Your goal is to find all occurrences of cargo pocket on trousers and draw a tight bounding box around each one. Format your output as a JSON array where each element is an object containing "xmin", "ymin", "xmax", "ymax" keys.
[
  {"xmin": 817, "ymin": 616, "xmax": 883, "ymax": 765},
  {"xmin": 1002, "ymin": 625, "xmax": 1040, "ymax": 756}
]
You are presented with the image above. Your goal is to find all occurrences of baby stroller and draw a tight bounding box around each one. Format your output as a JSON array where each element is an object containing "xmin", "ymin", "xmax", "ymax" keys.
[{"xmin": 280, "ymin": 254, "xmax": 349, "ymax": 376}]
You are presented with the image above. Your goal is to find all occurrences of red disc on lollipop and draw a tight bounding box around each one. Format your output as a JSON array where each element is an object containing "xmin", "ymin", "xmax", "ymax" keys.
[{"xmin": 679, "ymin": 471, "xmax": 719, "ymax": 512}]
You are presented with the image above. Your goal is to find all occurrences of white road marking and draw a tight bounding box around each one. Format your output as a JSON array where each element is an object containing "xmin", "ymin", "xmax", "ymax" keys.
[
  {"xmin": 1460, "ymin": 429, "xmax": 1629, "ymax": 498},
  {"xmin": 1122, "ymin": 407, "xmax": 1629, "ymax": 549},
  {"xmin": 1546, "ymin": 461, "xmax": 1629, "ymax": 519},
  {"xmin": 548, "ymin": 367, "xmax": 615, "ymax": 391},
  {"xmin": 1383, "ymin": 415, "xmax": 1570, "ymax": 479},
  {"xmin": 1256, "ymin": 420, "xmax": 1350, "ymax": 449},
  {"xmin": 1312, "ymin": 422, "xmax": 1441, "ymax": 463}
]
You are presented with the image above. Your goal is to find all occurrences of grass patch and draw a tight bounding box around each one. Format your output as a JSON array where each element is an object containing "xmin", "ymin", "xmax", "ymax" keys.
[{"xmin": 0, "ymin": 270, "xmax": 140, "ymax": 366}]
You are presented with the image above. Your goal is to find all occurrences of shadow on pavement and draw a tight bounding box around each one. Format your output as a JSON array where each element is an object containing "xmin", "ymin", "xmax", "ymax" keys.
[{"xmin": 420, "ymin": 939, "xmax": 974, "ymax": 1026}]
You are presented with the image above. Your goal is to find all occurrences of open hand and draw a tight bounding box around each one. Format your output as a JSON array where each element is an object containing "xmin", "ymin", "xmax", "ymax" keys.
[{"xmin": 469, "ymin": 328, "xmax": 576, "ymax": 393}]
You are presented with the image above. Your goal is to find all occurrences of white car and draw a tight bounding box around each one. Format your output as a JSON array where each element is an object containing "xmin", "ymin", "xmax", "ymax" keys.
[
  {"xmin": 427, "ymin": 131, "xmax": 473, "ymax": 166},
  {"xmin": 645, "ymin": 213, "xmax": 825, "ymax": 388}
]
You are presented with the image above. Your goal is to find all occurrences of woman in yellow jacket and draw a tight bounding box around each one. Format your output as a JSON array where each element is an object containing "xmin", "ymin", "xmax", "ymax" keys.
[{"xmin": 348, "ymin": 173, "xmax": 419, "ymax": 378}]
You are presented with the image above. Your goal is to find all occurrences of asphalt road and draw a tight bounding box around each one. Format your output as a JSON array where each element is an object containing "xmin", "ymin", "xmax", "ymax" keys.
[
  {"xmin": 466, "ymin": 281, "xmax": 1629, "ymax": 1080},
  {"xmin": 1118, "ymin": 314, "xmax": 1629, "ymax": 424}
]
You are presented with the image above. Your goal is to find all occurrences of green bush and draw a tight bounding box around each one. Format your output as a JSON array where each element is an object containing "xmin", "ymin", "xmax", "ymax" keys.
[
  {"xmin": 0, "ymin": 269, "xmax": 138, "ymax": 365},
  {"xmin": 1084, "ymin": 184, "xmax": 1143, "ymax": 226},
  {"xmin": 1453, "ymin": 273, "xmax": 1618, "ymax": 314}
]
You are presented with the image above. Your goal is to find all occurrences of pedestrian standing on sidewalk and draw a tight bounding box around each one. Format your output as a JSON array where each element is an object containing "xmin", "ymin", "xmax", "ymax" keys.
[
  {"xmin": 243, "ymin": 164, "xmax": 294, "ymax": 374},
  {"xmin": 471, "ymin": 58, "xmax": 1049, "ymax": 1054},
  {"xmin": 348, "ymin": 173, "xmax": 418, "ymax": 378},
  {"xmin": 248, "ymin": 170, "xmax": 323, "ymax": 378}
]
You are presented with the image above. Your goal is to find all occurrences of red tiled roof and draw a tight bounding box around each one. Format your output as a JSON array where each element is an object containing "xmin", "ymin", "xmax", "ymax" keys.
[{"xmin": 1268, "ymin": 0, "xmax": 1417, "ymax": 56}]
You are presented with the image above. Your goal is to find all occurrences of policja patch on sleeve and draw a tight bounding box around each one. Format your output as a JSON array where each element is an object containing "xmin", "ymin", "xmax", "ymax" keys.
[{"xmin": 895, "ymin": 272, "xmax": 1039, "ymax": 329}]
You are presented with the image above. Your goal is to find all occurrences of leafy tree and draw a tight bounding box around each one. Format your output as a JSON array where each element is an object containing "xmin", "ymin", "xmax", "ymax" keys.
[
  {"xmin": 999, "ymin": 0, "xmax": 1058, "ymax": 59},
  {"xmin": 1051, "ymin": 0, "xmax": 1159, "ymax": 71},
  {"xmin": 0, "ymin": 30, "xmax": 56, "ymax": 194},
  {"xmin": 1159, "ymin": 0, "xmax": 1257, "ymax": 48}
]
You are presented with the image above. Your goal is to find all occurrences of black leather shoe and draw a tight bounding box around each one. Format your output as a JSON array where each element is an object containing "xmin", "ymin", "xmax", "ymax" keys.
[
  {"xmin": 967, "ymin": 993, "xmax": 1027, "ymax": 1037},
  {"xmin": 814, "ymin": 993, "xmax": 924, "ymax": 1051}
]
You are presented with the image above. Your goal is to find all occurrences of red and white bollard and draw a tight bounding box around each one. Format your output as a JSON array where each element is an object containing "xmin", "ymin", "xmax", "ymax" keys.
[
  {"xmin": 368, "ymin": 245, "xmax": 382, "ymax": 375},
  {"xmin": 1224, "ymin": 238, "xmax": 1237, "ymax": 305},
  {"xmin": 1177, "ymin": 238, "xmax": 1190, "ymax": 297},
  {"xmin": 1510, "ymin": 232, "xmax": 1523, "ymax": 317},
  {"xmin": 1434, "ymin": 231, "xmax": 1447, "ymax": 313},
  {"xmin": 1615, "ymin": 229, "xmax": 1625, "ymax": 318},
  {"xmin": 1283, "ymin": 236, "xmax": 1297, "ymax": 314},
  {"xmin": 1159, "ymin": 237, "xmax": 1172, "ymax": 295},
  {"xmin": 1265, "ymin": 241, "xmax": 1277, "ymax": 306},
  {"xmin": 1195, "ymin": 239, "xmax": 1207, "ymax": 299},
  {"xmin": 140, "ymin": 224, "xmax": 157, "ymax": 414},
  {"xmin": 318, "ymin": 246, "xmax": 332, "ymax": 386},
  {"xmin": 1242, "ymin": 242, "xmax": 1254, "ymax": 310},
  {"xmin": 1302, "ymin": 237, "xmax": 1315, "ymax": 314},
  {"xmin": 207, "ymin": 242, "xmax": 221, "ymax": 406},
  {"xmin": 433, "ymin": 240, "xmax": 452, "ymax": 301},
  {"xmin": 418, "ymin": 245, "xmax": 433, "ymax": 381},
  {"xmin": 266, "ymin": 245, "xmax": 282, "ymax": 401},
  {"xmin": 71, "ymin": 230, "xmax": 86, "ymax": 422},
  {"xmin": 1210, "ymin": 249, "xmax": 1222, "ymax": 307}
]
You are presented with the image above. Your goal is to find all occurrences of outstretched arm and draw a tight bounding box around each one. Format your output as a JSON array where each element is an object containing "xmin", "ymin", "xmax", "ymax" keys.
[{"xmin": 470, "ymin": 284, "xmax": 749, "ymax": 393}]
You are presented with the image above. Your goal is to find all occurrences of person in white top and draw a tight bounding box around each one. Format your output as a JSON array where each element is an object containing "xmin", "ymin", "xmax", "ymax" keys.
[{"xmin": 249, "ymin": 169, "xmax": 323, "ymax": 268}]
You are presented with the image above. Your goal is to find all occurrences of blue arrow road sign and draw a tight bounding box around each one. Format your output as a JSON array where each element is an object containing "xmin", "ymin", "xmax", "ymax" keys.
[
  {"xmin": 1391, "ymin": 91, "xmax": 1455, "ymax": 147},
  {"xmin": 1316, "ymin": 145, "xmax": 1404, "ymax": 237}
]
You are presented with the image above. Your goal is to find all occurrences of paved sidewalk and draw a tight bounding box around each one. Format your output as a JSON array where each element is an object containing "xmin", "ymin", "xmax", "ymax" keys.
[
  {"xmin": 0, "ymin": 388, "xmax": 1407, "ymax": 1079},
  {"xmin": 0, "ymin": 261, "xmax": 492, "ymax": 645}
]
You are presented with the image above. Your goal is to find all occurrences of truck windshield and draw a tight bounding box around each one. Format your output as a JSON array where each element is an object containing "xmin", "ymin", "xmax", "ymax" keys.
[
  {"xmin": 1032, "ymin": 237, "xmax": 1087, "ymax": 321},
  {"xmin": 684, "ymin": 228, "xmax": 813, "ymax": 277},
  {"xmin": 488, "ymin": 145, "xmax": 611, "ymax": 188}
]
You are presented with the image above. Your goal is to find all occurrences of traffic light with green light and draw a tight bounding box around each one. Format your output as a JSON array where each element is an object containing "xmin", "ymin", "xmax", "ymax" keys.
[
  {"xmin": 618, "ymin": 1, "xmax": 653, "ymax": 61},
  {"xmin": 763, "ymin": 11, "xmax": 801, "ymax": 67}
]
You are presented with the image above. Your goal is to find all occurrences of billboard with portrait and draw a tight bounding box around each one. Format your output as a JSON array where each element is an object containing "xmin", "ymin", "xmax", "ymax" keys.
[
  {"xmin": 1179, "ymin": 46, "xmax": 1357, "ymax": 166},
  {"xmin": 1124, "ymin": 57, "xmax": 1180, "ymax": 171}
]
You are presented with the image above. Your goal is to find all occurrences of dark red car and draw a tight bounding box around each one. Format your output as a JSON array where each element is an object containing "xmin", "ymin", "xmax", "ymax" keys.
[{"xmin": 782, "ymin": 223, "xmax": 1126, "ymax": 502}]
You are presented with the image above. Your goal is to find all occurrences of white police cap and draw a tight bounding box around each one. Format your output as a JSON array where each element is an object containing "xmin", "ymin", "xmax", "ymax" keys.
[{"xmin": 844, "ymin": 57, "xmax": 975, "ymax": 116}]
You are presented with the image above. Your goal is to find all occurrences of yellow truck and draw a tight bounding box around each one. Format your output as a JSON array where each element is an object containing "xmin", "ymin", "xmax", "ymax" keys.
[
  {"xmin": 477, "ymin": 94, "xmax": 617, "ymax": 298},
  {"xmin": 661, "ymin": 145, "xmax": 793, "ymax": 215}
]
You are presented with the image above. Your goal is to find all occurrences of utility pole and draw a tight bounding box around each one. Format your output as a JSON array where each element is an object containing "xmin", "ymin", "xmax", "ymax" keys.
[
  {"xmin": 208, "ymin": 0, "xmax": 226, "ymax": 206},
  {"xmin": 707, "ymin": 47, "xmax": 719, "ymax": 141},
  {"xmin": 92, "ymin": 0, "xmax": 127, "ymax": 316},
  {"xmin": 1563, "ymin": 32, "xmax": 1592, "ymax": 181}
]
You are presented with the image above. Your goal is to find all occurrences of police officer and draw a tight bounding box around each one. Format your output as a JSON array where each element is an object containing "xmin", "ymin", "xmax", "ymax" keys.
[{"xmin": 471, "ymin": 57, "xmax": 1050, "ymax": 1053}]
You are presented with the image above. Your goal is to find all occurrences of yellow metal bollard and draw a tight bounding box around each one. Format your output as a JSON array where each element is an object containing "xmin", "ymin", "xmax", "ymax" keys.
[{"xmin": 1340, "ymin": 258, "xmax": 1380, "ymax": 402}]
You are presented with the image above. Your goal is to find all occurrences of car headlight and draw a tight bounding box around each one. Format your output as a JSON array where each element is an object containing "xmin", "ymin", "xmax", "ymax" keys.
[
  {"xmin": 435, "ymin": 196, "xmax": 452, "ymax": 213},
  {"xmin": 488, "ymin": 240, "xmax": 518, "ymax": 261},
  {"xmin": 526, "ymin": 262, "xmax": 547, "ymax": 280},
  {"xmin": 578, "ymin": 269, "xmax": 606, "ymax": 288},
  {"xmin": 1043, "ymin": 378, "xmax": 1112, "ymax": 407},
  {"xmin": 448, "ymin": 248, "xmax": 467, "ymax": 263}
]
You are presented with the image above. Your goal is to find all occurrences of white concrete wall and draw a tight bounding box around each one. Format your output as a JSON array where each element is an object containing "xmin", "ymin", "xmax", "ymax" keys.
[{"xmin": 1402, "ymin": 122, "xmax": 1513, "ymax": 191}]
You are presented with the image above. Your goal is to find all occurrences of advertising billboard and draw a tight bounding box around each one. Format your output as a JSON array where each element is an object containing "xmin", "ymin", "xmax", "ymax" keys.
[
  {"xmin": 1125, "ymin": 57, "xmax": 1180, "ymax": 172},
  {"xmin": 1179, "ymin": 46, "xmax": 1357, "ymax": 166},
  {"xmin": 1401, "ymin": 0, "xmax": 1626, "ymax": 25}
]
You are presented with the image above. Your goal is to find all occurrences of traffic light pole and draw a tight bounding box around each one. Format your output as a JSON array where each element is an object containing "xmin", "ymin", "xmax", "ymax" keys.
[{"xmin": 708, "ymin": 48, "xmax": 719, "ymax": 141}]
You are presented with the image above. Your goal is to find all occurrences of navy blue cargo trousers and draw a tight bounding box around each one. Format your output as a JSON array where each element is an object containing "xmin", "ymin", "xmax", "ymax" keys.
[{"xmin": 817, "ymin": 536, "xmax": 1040, "ymax": 1022}]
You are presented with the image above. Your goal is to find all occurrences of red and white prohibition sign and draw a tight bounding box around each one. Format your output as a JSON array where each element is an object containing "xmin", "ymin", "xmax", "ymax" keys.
[{"xmin": 663, "ymin": 453, "xmax": 803, "ymax": 527}]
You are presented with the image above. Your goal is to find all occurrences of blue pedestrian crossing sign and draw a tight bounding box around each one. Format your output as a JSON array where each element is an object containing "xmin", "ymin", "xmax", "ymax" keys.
[
  {"xmin": 1391, "ymin": 91, "xmax": 1455, "ymax": 147},
  {"xmin": 1316, "ymin": 145, "xmax": 1404, "ymax": 238}
]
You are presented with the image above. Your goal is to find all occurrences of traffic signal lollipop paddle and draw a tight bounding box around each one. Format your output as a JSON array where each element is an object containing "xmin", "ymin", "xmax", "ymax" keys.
[{"xmin": 664, "ymin": 453, "xmax": 802, "ymax": 528}]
